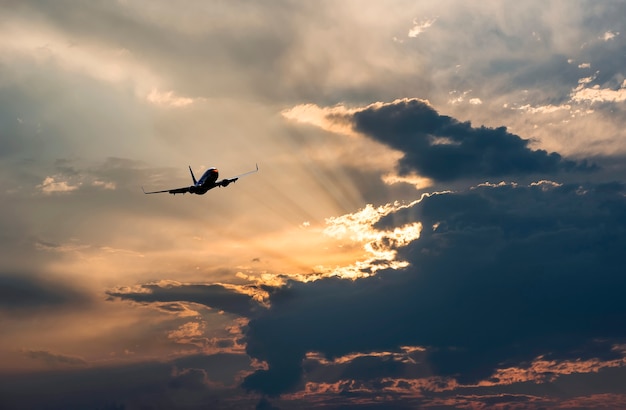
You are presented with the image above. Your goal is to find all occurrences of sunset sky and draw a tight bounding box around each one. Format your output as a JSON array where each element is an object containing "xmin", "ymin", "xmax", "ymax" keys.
[{"xmin": 2, "ymin": 1, "xmax": 626, "ymax": 409}]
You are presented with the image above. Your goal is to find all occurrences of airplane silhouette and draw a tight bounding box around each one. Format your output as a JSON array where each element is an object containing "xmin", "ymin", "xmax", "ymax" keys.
[{"xmin": 143, "ymin": 164, "xmax": 258, "ymax": 195}]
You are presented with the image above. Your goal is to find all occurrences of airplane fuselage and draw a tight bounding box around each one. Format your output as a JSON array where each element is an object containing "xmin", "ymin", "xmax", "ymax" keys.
[{"xmin": 190, "ymin": 168, "xmax": 220, "ymax": 195}]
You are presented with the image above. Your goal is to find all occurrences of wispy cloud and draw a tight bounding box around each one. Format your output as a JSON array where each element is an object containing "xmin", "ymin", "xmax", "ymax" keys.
[
  {"xmin": 515, "ymin": 103, "xmax": 572, "ymax": 114},
  {"xmin": 37, "ymin": 176, "xmax": 80, "ymax": 194},
  {"xmin": 484, "ymin": 349, "xmax": 626, "ymax": 386},
  {"xmin": 22, "ymin": 349, "xmax": 88, "ymax": 368},
  {"xmin": 106, "ymin": 281, "xmax": 264, "ymax": 318},
  {"xmin": 0, "ymin": 20, "xmax": 158, "ymax": 94},
  {"xmin": 91, "ymin": 180, "xmax": 116, "ymax": 190},
  {"xmin": 408, "ymin": 17, "xmax": 437, "ymax": 38},
  {"xmin": 31, "ymin": 158, "xmax": 146, "ymax": 196},
  {"xmin": 601, "ymin": 31, "xmax": 620, "ymax": 41},
  {"xmin": 146, "ymin": 88, "xmax": 199, "ymax": 108}
]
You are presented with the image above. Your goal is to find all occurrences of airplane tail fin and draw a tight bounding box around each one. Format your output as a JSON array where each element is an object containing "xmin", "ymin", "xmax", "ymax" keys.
[{"xmin": 189, "ymin": 166, "xmax": 198, "ymax": 185}]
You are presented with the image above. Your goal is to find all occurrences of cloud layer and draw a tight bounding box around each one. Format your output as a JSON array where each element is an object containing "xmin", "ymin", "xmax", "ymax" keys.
[
  {"xmin": 240, "ymin": 181, "xmax": 626, "ymax": 396},
  {"xmin": 104, "ymin": 180, "xmax": 626, "ymax": 403}
]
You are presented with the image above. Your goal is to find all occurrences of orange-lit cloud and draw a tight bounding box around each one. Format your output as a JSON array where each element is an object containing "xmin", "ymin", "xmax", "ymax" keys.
[
  {"xmin": 483, "ymin": 351, "xmax": 626, "ymax": 386},
  {"xmin": 146, "ymin": 88, "xmax": 201, "ymax": 107},
  {"xmin": 571, "ymin": 79, "xmax": 626, "ymax": 104},
  {"xmin": 557, "ymin": 394, "xmax": 626, "ymax": 409},
  {"xmin": 37, "ymin": 176, "xmax": 81, "ymax": 194}
]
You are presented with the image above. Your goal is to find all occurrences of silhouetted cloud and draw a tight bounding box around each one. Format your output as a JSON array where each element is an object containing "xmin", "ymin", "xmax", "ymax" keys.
[
  {"xmin": 0, "ymin": 353, "xmax": 252, "ymax": 410},
  {"xmin": 168, "ymin": 368, "xmax": 210, "ymax": 390},
  {"xmin": 241, "ymin": 181, "xmax": 626, "ymax": 395},
  {"xmin": 106, "ymin": 282, "xmax": 262, "ymax": 318},
  {"xmin": 351, "ymin": 99, "xmax": 596, "ymax": 182}
]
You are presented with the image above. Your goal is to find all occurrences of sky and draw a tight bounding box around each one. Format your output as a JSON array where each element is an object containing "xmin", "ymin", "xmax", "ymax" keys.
[{"xmin": 1, "ymin": 1, "xmax": 626, "ymax": 409}]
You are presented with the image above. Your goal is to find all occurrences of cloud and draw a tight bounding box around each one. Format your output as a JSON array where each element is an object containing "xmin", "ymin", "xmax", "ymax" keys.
[
  {"xmin": 146, "ymin": 88, "xmax": 199, "ymax": 107},
  {"xmin": 0, "ymin": 272, "xmax": 89, "ymax": 312},
  {"xmin": 284, "ymin": 99, "xmax": 597, "ymax": 184},
  {"xmin": 101, "ymin": 179, "xmax": 626, "ymax": 401},
  {"xmin": 106, "ymin": 281, "xmax": 264, "ymax": 318},
  {"xmin": 601, "ymin": 31, "xmax": 619, "ymax": 41},
  {"xmin": 22, "ymin": 349, "xmax": 87, "ymax": 368},
  {"xmin": 30, "ymin": 158, "xmax": 148, "ymax": 196},
  {"xmin": 408, "ymin": 17, "xmax": 437, "ymax": 38},
  {"xmin": 91, "ymin": 180, "xmax": 116, "ymax": 190},
  {"xmin": 168, "ymin": 367, "xmax": 212, "ymax": 390},
  {"xmin": 0, "ymin": 353, "xmax": 253, "ymax": 410},
  {"xmin": 0, "ymin": 17, "xmax": 158, "ymax": 91},
  {"xmin": 571, "ymin": 78, "xmax": 626, "ymax": 104},
  {"xmin": 350, "ymin": 99, "xmax": 596, "ymax": 182},
  {"xmin": 281, "ymin": 103, "xmax": 361, "ymax": 137},
  {"xmin": 319, "ymin": 201, "xmax": 423, "ymax": 279},
  {"xmin": 37, "ymin": 176, "xmax": 80, "ymax": 194},
  {"xmin": 36, "ymin": 173, "xmax": 117, "ymax": 194},
  {"xmin": 515, "ymin": 103, "xmax": 572, "ymax": 114},
  {"xmin": 240, "ymin": 181, "xmax": 626, "ymax": 396},
  {"xmin": 485, "ymin": 350, "xmax": 626, "ymax": 386}
]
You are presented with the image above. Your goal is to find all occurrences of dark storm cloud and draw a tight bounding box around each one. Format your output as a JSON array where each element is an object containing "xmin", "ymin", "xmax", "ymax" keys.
[
  {"xmin": 106, "ymin": 282, "xmax": 260, "ymax": 317},
  {"xmin": 0, "ymin": 353, "xmax": 252, "ymax": 410},
  {"xmin": 241, "ymin": 181, "xmax": 626, "ymax": 395},
  {"xmin": 350, "ymin": 99, "xmax": 596, "ymax": 182},
  {"xmin": 168, "ymin": 368, "xmax": 210, "ymax": 390},
  {"xmin": 0, "ymin": 272, "xmax": 88, "ymax": 312}
]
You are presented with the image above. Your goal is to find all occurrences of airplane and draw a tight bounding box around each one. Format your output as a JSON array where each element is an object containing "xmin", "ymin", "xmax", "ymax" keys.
[{"xmin": 142, "ymin": 164, "xmax": 258, "ymax": 195}]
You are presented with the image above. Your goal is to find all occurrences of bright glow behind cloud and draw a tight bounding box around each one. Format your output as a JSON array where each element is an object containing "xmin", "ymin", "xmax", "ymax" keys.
[
  {"xmin": 320, "ymin": 200, "xmax": 423, "ymax": 279},
  {"xmin": 281, "ymin": 103, "xmax": 359, "ymax": 137}
]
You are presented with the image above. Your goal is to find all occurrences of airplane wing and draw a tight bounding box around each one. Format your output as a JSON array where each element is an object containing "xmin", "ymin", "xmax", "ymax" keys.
[
  {"xmin": 142, "ymin": 186, "xmax": 191, "ymax": 195},
  {"xmin": 216, "ymin": 163, "xmax": 259, "ymax": 187}
]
